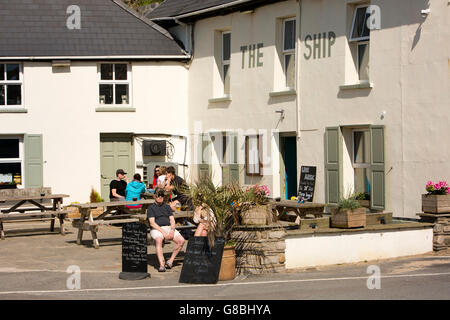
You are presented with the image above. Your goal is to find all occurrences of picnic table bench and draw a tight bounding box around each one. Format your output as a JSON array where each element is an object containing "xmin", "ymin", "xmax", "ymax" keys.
[
  {"xmin": 0, "ymin": 192, "xmax": 69, "ymax": 239},
  {"xmin": 269, "ymin": 199, "xmax": 327, "ymax": 219},
  {"xmin": 71, "ymin": 197, "xmax": 195, "ymax": 249}
]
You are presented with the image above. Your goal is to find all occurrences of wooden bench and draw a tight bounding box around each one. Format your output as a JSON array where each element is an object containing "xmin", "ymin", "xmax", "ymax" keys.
[
  {"xmin": 0, "ymin": 187, "xmax": 53, "ymax": 212},
  {"xmin": 269, "ymin": 200, "xmax": 327, "ymax": 219},
  {"xmin": 0, "ymin": 189, "xmax": 69, "ymax": 239}
]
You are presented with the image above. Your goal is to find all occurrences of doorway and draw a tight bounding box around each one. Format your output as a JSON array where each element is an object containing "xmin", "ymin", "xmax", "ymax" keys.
[
  {"xmin": 281, "ymin": 136, "xmax": 297, "ymax": 200},
  {"xmin": 100, "ymin": 134, "xmax": 134, "ymax": 200}
]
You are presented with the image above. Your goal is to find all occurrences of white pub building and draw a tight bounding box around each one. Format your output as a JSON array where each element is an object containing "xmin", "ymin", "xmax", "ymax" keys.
[{"xmin": 1, "ymin": 0, "xmax": 448, "ymax": 219}]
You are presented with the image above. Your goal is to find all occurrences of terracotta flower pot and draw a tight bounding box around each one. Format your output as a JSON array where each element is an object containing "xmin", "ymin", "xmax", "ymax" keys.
[{"xmin": 218, "ymin": 245, "xmax": 236, "ymax": 281}]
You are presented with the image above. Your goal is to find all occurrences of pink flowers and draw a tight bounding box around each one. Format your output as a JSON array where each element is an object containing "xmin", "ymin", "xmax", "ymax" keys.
[
  {"xmin": 258, "ymin": 185, "xmax": 270, "ymax": 196},
  {"xmin": 426, "ymin": 180, "xmax": 450, "ymax": 195},
  {"xmin": 246, "ymin": 185, "xmax": 270, "ymax": 196}
]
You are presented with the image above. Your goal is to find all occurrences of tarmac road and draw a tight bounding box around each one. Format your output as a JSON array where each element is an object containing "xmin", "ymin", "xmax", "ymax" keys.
[{"xmin": 0, "ymin": 221, "xmax": 449, "ymax": 300}]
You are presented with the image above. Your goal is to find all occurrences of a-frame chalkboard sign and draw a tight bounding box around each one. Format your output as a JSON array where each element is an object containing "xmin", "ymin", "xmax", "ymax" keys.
[
  {"xmin": 179, "ymin": 236, "xmax": 225, "ymax": 284},
  {"xmin": 119, "ymin": 222, "xmax": 150, "ymax": 280},
  {"xmin": 298, "ymin": 166, "xmax": 317, "ymax": 202}
]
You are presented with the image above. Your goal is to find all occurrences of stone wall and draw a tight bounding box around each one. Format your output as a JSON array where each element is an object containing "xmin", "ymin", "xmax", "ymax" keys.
[
  {"xmin": 231, "ymin": 224, "xmax": 286, "ymax": 274},
  {"xmin": 418, "ymin": 213, "xmax": 450, "ymax": 251}
]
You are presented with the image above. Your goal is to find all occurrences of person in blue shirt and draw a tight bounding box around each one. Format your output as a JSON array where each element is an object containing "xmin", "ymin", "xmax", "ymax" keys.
[{"xmin": 125, "ymin": 173, "xmax": 147, "ymax": 208}]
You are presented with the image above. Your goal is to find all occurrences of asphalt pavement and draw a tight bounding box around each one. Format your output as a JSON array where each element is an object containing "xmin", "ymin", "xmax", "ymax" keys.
[{"xmin": 0, "ymin": 220, "xmax": 449, "ymax": 300}]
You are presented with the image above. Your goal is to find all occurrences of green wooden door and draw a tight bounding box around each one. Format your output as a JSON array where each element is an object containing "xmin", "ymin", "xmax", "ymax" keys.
[
  {"xmin": 100, "ymin": 135, "xmax": 134, "ymax": 200},
  {"xmin": 370, "ymin": 126, "xmax": 385, "ymax": 210},
  {"xmin": 325, "ymin": 127, "xmax": 343, "ymax": 205},
  {"xmin": 24, "ymin": 134, "xmax": 43, "ymax": 188}
]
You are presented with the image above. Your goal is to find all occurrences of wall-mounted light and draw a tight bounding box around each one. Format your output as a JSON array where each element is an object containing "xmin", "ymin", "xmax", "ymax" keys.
[
  {"xmin": 380, "ymin": 111, "xmax": 386, "ymax": 120},
  {"xmin": 420, "ymin": 8, "xmax": 430, "ymax": 17},
  {"xmin": 275, "ymin": 109, "xmax": 285, "ymax": 120}
]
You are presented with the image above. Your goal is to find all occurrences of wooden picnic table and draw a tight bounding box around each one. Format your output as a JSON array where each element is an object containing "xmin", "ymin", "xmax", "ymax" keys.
[
  {"xmin": 269, "ymin": 199, "xmax": 327, "ymax": 219},
  {"xmin": 0, "ymin": 194, "xmax": 70, "ymax": 239},
  {"xmin": 71, "ymin": 199, "xmax": 156, "ymax": 249},
  {"xmin": 71, "ymin": 198, "xmax": 196, "ymax": 249}
]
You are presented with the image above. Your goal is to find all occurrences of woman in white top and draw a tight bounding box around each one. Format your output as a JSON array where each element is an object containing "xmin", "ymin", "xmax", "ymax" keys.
[
  {"xmin": 193, "ymin": 203, "xmax": 216, "ymax": 237},
  {"xmin": 157, "ymin": 166, "xmax": 167, "ymax": 187}
]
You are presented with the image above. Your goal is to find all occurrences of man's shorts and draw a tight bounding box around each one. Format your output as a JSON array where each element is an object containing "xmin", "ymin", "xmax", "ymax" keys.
[{"xmin": 150, "ymin": 226, "xmax": 182, "ymax": 240}]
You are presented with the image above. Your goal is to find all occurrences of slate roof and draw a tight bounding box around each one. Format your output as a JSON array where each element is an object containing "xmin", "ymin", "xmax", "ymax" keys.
[
  {"xmin": 146, "ymin": 0, "xmax": 238, "ymax": 19},
  {"xmin": 146, "ymin": 0, "xmax": 284, "ymax": 21},
  {"xmin": 0, "ymin": 0, "xmax": 187, "ymax": 59}
]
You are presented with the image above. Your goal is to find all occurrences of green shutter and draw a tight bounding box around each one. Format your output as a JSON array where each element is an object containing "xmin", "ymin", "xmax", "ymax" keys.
[
  {"xmin": 24, "ymin": 134, "xmax": 43, "ymax": 188},
  {"xmin": 198, "ymin": 133, "xmax": 211, "ymax": 181},
  {"xmin": 325, "ymin": 127, "xmax": 342, "ymax": 205},
  {"xmin": 222, "ymin": 133, "xmax": 239, "ymax": 185},
  {"xmin": 370, "ymin": 125, "xmax": 385, "ymax": 210}
]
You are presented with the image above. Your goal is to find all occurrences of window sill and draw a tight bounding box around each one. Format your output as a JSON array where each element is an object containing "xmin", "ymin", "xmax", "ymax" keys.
[
  {"xmin": 339, "ymin": 81, "xmax": 373, "ymax": 90},
  {"xmin": 95, "ymin": 106, "xmax": 136, "ymax": 112},
  {"xmin": 269, "ymin": 88, "xmax": 296, "ymax": 97},
  {"xmin": 208, "ymin": 95, "xmax": 232, "ymax": 103},
  {"xmin": 0, "ymin": 107, "xmax": 28, "ymax": 113}
]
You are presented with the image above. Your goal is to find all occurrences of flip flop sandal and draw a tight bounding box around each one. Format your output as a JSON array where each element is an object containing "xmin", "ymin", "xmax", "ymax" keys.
[
  {"xmin": 158, "ymin": 266, "xmax": 166, "ymax": 272},
  {"xmin": 165, "ymin": 262, "xmax": 173, "ymax": 269}
]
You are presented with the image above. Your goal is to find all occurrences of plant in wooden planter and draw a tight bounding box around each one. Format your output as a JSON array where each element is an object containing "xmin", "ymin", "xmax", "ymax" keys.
[
  {"xmin": 353, "ymin": 192, "xmax": 370, "ymax": 208},
  {"xmin": 238, "ymin": 185, "xmax": 272, "ymax": 225},
  {"xmin": 331, "ymin": 198, "xmax": 366, "ymax": 228},
  {"xmin": 422, "ymin": 181, "xmax": 450, "ymax": 213}
]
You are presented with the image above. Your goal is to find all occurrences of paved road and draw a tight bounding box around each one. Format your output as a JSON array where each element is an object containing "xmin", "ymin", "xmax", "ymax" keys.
[
  {"xmin": 0, "ymin": 221, "xmax": 449, "ymax": 300},
  {"xmin": 0, "ymin": 255, "xmax": 449, "ymax": 300}
]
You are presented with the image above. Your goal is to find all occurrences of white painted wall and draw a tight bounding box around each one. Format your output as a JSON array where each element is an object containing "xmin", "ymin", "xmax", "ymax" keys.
[
  {"xmin": 298, "ymin": 0, "xmax": 450, "ymax": 217},
  {"xmin": 0, "ymin": 61, "xmax": 189, "ymax": 203},
  {"xmin": 285, "ymin": 228, "xmax": 433, "ymax": 269},
  {"xmin": 188, "ymin": 0, "xmax": 300, "ymax": 194}
]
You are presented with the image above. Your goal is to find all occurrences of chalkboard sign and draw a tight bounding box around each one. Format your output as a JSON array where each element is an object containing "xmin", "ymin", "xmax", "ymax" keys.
[
  {"xmin": 298, "ymin": 166, "xmax": 316, "ymax": 202},
  {"xmin": 179, "ymin": 236, "xmax": 225, "ymax": 284},
  {"xmin": 119, "ymin": 222, "xmax": 149, "ymax": 280}
]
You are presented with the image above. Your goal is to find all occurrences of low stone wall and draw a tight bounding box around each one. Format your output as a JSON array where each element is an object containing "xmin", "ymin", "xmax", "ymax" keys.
[
  {"xmin": 231, "ymin": 224, "xmax": 286, "ymax": 274},
  {"xmin": 418, "ymin": 213, "xmax": 450, "ymax": 251}
]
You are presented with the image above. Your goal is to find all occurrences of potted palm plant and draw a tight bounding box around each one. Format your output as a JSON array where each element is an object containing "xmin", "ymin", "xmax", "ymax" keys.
[
  {"xmin": 184, "ymin": 177, "xmax": 242, "ymax": 281},
  {"xmin": 331, "ymin": 197, "xmax": 366, "ymax": 228}
]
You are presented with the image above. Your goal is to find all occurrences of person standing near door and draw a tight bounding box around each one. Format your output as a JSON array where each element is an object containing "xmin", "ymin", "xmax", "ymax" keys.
[{"xmin": 109, "ymin": 169, "xmax": 128, "ymax": 201}]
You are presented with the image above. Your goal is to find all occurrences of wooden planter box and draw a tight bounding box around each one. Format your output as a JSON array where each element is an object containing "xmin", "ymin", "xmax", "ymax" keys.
[
  {"xmin": 241, "ymin": 205, "xmax": 270, "ymax": 225},
  {"xmin": 357, "ymin": 200, "xmax": 370, "ymax": 208},
  {"xmin": 422, "ymin": 194, "xmax": 450, "ymax": 213},
  {"xmin": 331, "ymin": 207, "xmax": 366, "ymax": 228}
]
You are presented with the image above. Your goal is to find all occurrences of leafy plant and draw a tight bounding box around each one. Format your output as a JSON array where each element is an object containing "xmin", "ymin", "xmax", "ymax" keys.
[
  {"xmin": 354, "ymin": 192, "xmax": 370, "ymax": 200},
  {"xmin": 337, "ymin": 198, "xmax": 361, "ymax": 210},
  {"xmin": 90, "ymin": 188, "xmax": 103, "ymax": 203},
  {"xmin": 183, "ymin": 177, "xmax": 243, "ymax": 247},
  {"xmin": 426, "ymin": 181, "xmax": 450, "ymax": 195},
  {"xmin": 241, "ymin": 185, "xmax": 270, "ymax": 206}
]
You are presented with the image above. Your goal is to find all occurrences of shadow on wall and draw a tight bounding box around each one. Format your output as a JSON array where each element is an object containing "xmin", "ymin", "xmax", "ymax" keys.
[
  {"xmin": 337, "ymin": 88, "xmax": 372, "ymax": 99},
  {"xmin": 412, "ymin": 0, "xmax": 431, "ymax": 51}
]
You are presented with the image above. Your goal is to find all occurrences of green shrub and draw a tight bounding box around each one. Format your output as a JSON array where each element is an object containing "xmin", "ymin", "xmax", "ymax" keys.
[
  {"xmin": 337, "ymin": 198, "xmax": 361, "ymax": 210},
  {"xmin": 90, "ymin": 188, "xmax": 103, "ymax": 203}
]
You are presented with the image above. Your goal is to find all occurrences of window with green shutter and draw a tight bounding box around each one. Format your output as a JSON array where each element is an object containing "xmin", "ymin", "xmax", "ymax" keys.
[{"xmin": 325, "ymin": 126, "xmax": 385, "ymax": 210}]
